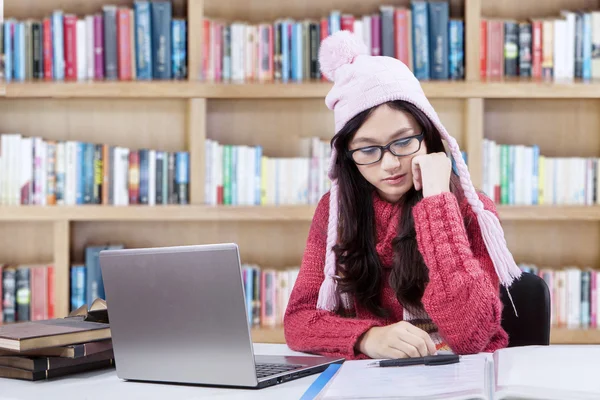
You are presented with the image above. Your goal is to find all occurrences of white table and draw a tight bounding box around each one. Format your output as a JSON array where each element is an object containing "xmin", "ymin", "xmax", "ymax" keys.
[{"xmin": 0, "ymin": 344, "xmax": 321, "ymax": 400}]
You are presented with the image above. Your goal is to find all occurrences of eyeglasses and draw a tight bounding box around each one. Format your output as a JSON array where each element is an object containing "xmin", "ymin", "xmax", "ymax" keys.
[{"xmin": 347, "ymin": 133, "xmax": 425, "ymax": 166}]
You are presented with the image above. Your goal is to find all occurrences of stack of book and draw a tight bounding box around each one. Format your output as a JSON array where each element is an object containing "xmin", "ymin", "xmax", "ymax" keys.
[
  {"xmin": 202, "ymin": 1, "xmax": 465, "ymax": 82},
  {"xmin": 481, "ymin": 10, "xmax": 600, "ymax": 80},
  {"xmin": 0, "ymin": 133, "xmax": 190, "ymax": 206},
  {"xmin": 1, "ymin": 1, "xmax": 187, "ymax": 82},
  {"xmin": 0, "ymin": 300, "xmax": 113, "ymax": 381}
]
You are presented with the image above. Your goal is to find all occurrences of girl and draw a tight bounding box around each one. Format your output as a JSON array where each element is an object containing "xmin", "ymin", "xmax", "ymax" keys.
[{"xmin": 283, "ymin": 31, "xmax": 522, "ymax": 360}]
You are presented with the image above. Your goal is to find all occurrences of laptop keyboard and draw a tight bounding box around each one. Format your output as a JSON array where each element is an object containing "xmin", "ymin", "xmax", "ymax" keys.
[{"xmin": 255, "ymin": 363, "xmax": 303, "ymax": 378}]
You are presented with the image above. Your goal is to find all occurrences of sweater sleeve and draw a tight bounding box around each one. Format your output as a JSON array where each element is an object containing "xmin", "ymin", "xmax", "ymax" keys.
[
  {"xmin": 283, "ymin": 192, "xmax": 385, "ymax": 360},
  {"xmin": 413, "ymin": 191, "xmax": 509, "ymax": 355}
]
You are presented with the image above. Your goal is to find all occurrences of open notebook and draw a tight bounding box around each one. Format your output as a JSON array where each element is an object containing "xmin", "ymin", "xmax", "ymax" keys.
[{"xmin": 315, "ymin": 346, "xmax": 600, "ymax": 400}]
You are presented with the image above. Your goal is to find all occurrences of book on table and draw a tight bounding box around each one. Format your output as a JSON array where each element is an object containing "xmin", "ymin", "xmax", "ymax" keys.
[
  {"xmin": 0, "ymin": 298, "xmax": 114, "ymax": 380},
  {"xmin": 0, "ymin": 299, "xmax": 110, "ymax": 352},
  {"xmin": 313, "ymin": 345, "xmax": 600, "ymax": 400}
]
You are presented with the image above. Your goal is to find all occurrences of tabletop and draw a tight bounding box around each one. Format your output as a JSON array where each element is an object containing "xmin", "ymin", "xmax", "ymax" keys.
[{"xmin": 0, "ymin": 344, "xmax": 321, "ymax": 400}]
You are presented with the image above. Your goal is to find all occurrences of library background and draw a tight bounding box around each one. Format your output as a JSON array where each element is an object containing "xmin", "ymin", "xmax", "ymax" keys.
[{"xmin": 1, "ymin": 0, "xmax": 600, "ymax": 346}]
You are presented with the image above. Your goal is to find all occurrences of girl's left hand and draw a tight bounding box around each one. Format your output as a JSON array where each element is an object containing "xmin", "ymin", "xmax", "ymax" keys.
[{"xmin": 411, "ymin": 152, "xmax": 451, "ymax": 198}]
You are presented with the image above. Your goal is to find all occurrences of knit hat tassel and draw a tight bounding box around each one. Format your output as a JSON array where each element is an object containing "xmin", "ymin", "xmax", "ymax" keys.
[{"xmin": 317, "ymin": 178, "xmax": 340, "ymax": 312}]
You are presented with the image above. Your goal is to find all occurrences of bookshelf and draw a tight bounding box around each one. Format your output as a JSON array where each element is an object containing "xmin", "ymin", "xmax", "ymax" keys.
[{"xmin": 2, "ymin": 0, "xmax": 600, "ymax": 345}]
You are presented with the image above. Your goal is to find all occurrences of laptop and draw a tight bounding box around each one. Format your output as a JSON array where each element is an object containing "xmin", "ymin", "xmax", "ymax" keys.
[{"xmin": 99, "ymin": 243, "xmax": 344, "ymax": 389}]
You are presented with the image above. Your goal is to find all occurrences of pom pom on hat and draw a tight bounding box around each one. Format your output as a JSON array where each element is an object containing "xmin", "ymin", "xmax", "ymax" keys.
[{"xmin": 319, "ymin": 30, "xmax": 368, "ymax": 81}]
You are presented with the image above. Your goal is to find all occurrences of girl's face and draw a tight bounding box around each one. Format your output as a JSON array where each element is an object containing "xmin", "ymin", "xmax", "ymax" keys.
[{"xmin": 348, "ymin": 104, "xmax": 428, "ymax": 203}]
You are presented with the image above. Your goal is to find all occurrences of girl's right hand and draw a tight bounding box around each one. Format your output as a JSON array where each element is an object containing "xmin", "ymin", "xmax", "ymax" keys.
[{"xmin": 357, "ymin": 321, "xmax": 438, "ymax": 359}]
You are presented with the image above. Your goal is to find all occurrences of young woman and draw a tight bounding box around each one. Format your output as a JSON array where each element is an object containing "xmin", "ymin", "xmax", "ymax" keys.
[{"xmin": 283, "ymin": 31, "xmax": 522, "ymax": 360}]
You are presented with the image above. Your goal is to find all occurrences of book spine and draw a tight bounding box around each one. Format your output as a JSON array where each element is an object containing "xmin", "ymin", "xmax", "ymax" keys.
[
  {"xmin": 583, "ymin": 13, "xmax": 592, "ymax": 81},
  {"xmin": 93, "ymin": 14, "xmax": 105, "ymax": 80},
  {"xmin": 542, "ymin": 20, "xmax": 554, "ymax": 80},
  {"xmin": 428, "ymin": 1, "xmax": 449, "ymax": 80},
  {"xmin": 117, "ymin": 8, "xmax": 132, "ymax": 80},
  {"xmin": 593, "ymin": 12, "xmax": 600, "ymax": 79},
  {"xmin": 4, "ymin": 21, "xmax": 13, "ymax": 82},
  {"xmin": 24, "ymin": 21, "xmax": 33, "ymax": 81},
  {"xmin": 395, "ymin": 8, "xmax": 410, "ymax": 67},
  {"xmin": 76, "ymin": 19, "xmax": 87, "ymax": 81},
  {"xmin": 2, "ymin": 268, "xmax": 16, "ymax": 322},
  {"xmin": 103, "ymin": 6, "xmax": 118, "ymax": 80},
  {"xmin": 14, "ymin": 22, "xmax": 26, "ymax": 82},
  {"xmin": 93, "ymin": 144, "xmax": 103, "ymax": 204},
  {"xmin": 138, "ymin": 149, "xmax": 149, "ymax": 204},
  {"xmin": 134, "ymin": 1, "xmax": 153, "ymax": 79},
  {"xmin": 176, "ymin": 152, "xmax": 189, "ymax": 204},
  {"xmin": 411, "ymin": 1, "xmax": 429, "ymax": 79},
  {"xmin": 172, "ymin": 19, "xmax": 187, "ymax": 80},
  {"xmin": 449, "ymin": 19, "xmax": 464, "ymax": 80},
  {"xmin": 309, "ymin": 22, "xmax": 320, "ymax": 79},
  {"xmin": 156, "ymin": 152, "xmax": 164, "ymax": 204},
  {"xmin": 167, "ymin": 152, "xmax": 176, "ymax": 204},
  {"xmin": 151, "ymin": 1, "xmax": 172, "ymax": 79},
  {"xmin": 86, "ymin": 16, "xmax": 95, "ymax": 80},
  {"xmin": 518, "ymin": 22, "xmax": 532, "ymax": 77},
  {"xmin": 380, "ymin": 6, "xmax": 395, "ymax": 58},
  {"xmin": 575, "ymin": 13, "xmax": 584, "ymax": 79},
  {"xmin": 371, "ymin": 13, "xmax": 381, "ymax": 57},
  {"xmin": 46, "ymin": 141, "xmax": 57, "ymax": 205},
  {"xmin": 531, "ymin": 20, "xmax": 542, "ymax": 79},
  {"xmin": 20, "ymin": 137, "xmax": 33, "ymax": 205},
  {"xmin": 148, "ymin": 150, "xmax": 156, "ymax": 205},
  {"xmin": 16, "ymin": 268, "xmax": 31, "ymax": 322},
  {"xmin": 63, "ymin": 15, "xmax": 77, "ymax": 81},
  {"xmin": 480, "ymin": 19, "xmax": 487, "ymax": 78},
  {"xmin": 102, "ymin": 145, "xmax": 110, "ymax": 205},
  {"xmin": 223, "ymin": 24, "xmax": 232, "ymax": 81},
  {"xmin": 504, "ymin": 21, "xmax": 518, "ymax": 77},
  {"xmin": 128, "ymin": 151, "xmax": 140, "ymax": 204},
  {"xmin": 32, "ymin": 22, "xmax": 43, "ymax": 79}
]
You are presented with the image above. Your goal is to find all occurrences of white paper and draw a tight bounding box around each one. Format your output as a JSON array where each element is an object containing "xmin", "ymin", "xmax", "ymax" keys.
[{"xmin": 321, "ymin": 354, "xmax": 489, "ymax": 400}]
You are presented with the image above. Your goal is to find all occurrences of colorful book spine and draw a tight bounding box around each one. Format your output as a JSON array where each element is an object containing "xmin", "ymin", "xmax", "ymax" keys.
[
  {"xmin": 134, "ymin": 1, "xmax": 152, "ymax": 79},
  {"xmin": 411, "ymin": 1, "xmax": 429, "ymax": 80},
  {"xmin": 449, "ymin": 19, "xmax": 464, "ymax": 80},
  {"xmin": 151, "ymin": 1, "xmax": 172, "ymax": 79}
]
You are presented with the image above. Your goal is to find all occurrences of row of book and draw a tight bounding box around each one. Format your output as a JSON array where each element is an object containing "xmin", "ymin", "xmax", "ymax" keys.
[
  {"xmin": 482, "ymin": 11, "xmax": 600, "ymax": 80},
  {"xmin": 202, "ymin": 1, "xmax": 465, "ymax": 83},
  {"xmin": 0, "ymin": 134, "xmax": 190, "ymax": 206},
  {"xmin": 521, "ymin": 264, "xmax": 600, "ymax": 329},
  {"xmin": 1, "ymin": 1, "xmax": 186, "ymax": 82},
  {"xmin": 1, "ymin": 264, "xmax": 55, "ymax": 323},
  {"xmin": 70, "ymin": 244, "xmax": 124, "ymax": 312},
  {"xmin": 204, "ymin": 138, "xmax": 331, "ymax": 206},
  {"xmin": 482, "ymin": 139, "xmax": 598, "ymax": 205},
  {"xmin": 241, "ymin": 264, "xmax": 299, "ymax": 328}
]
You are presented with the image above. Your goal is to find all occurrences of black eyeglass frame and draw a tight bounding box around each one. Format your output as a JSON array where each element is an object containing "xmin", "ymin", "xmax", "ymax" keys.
[{"xmin": 346, "ymin": 133, "xmax": 425, "ymax": 166}]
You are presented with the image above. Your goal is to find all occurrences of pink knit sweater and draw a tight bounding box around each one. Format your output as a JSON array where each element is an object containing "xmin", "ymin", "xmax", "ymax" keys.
[{"xmin": 283, "ymin": 191, "xmax": 508, "ymax": 360}]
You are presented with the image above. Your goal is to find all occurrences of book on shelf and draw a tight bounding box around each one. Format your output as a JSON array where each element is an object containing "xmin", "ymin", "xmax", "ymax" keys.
[
  {"xmin": 70, "ymin": 244, "xmax": 125, "ymax": 312},
  {"xmin": 0, "ymin": 1, "xmax": 187, "ymax": 82},
  {"xmin": 241, "ymin": 264, "xmax": 299, "ymax": 329},
  {"xmin": 519, "ymin": 263, "xmax": 600, "ymax": 330},
  {"xmin": 481, "ymin": 10, "xmax": 600, "ymax": 80},
  {"xmin": 483, "ymin": 138, "xmax": 600, "ymax": 206},
  {"xmin": 1, "ymin": 264, "xmax": 55, "ymax": 324},
  {"xmin": 0, "ymin": 133, "xmax": 190, "ymax": 206},
  {"xmin": 202, "ymin": 1, "xmax": 464, "ymax": 83}
]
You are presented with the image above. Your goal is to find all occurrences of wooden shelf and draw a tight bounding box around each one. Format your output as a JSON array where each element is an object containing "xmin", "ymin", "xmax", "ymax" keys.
[
  {"xmin": 0, "ymin": 205, "xmax": 318, "ymax": 222},
  {"xmin": 550, "ymin": 328, "xmax": 600, "ymax": 344},
  {"xmin": 1, "ymin": 205, "xmax": 600, "ymax": 222},
  {"xmin": 6, "ymin": 81, "xmax": 600, "ymax": 99},
  {"xmin": 251, "ymin": 327, "xmax": 285, "ymax": 344},
  {"xmin": 252, "ymin": 327, "xmax": 600, "ymax": 345}
]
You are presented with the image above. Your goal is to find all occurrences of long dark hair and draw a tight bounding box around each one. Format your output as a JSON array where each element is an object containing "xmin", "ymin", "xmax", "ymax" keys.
[{"xmin": 331, "ymin": 100, "xmax": 466, "ymax": 317}]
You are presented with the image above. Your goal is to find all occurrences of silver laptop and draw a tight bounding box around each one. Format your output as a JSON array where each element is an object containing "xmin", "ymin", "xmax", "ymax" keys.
[{"xmin": 99, "ymin": 243, "xmax": 344, "ymax": 389}]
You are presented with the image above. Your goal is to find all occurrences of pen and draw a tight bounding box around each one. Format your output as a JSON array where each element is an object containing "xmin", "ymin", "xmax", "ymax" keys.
[{"xmin": 367, "ymin": 354, "xmax": 460, "ymax": 368}]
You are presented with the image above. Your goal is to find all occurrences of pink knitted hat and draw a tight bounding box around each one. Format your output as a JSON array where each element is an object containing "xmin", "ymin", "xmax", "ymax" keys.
[{"xmin": 316, "ymin": 30, "xmax": 522, "ymax": 312}]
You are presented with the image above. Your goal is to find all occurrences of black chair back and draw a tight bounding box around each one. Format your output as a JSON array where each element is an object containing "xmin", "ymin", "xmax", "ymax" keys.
[{"xmin": 499, "ymin": 272, "xmax": 551, "ymax": 347}]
